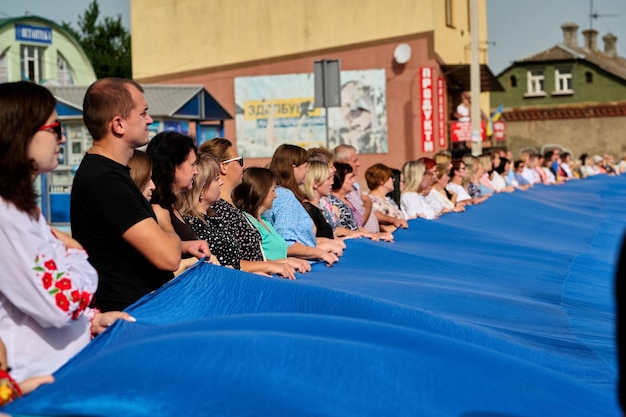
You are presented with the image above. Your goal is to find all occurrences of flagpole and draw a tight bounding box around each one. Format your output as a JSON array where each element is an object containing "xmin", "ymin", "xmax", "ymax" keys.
[{"xmin": 470, "ymin": 0, "xmax": 482, "ymax": 156}]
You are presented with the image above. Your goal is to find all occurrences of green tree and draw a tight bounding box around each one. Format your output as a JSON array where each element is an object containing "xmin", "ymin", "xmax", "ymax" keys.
[{"xmin": 62, "ymin": 0, "xmax": 131, "ymax": 79}]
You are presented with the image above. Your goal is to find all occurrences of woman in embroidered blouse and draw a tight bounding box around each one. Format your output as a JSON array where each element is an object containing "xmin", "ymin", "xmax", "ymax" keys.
[
  {"xmin": 266, "ymin": 144, "xmax": 342, "ymax": 265},
  {"xmin": 329, "ymin": 163, "xmax": 393, "ymax": 242},
  {"xmin": 0, "ymin": 81, "xmax": 133, "ymax": 384},
  {"xmin": 198, "ymin": 139, "xmax": 310, "ymax": 276},
  {"xmin": 364, "ymin": 163, "xmax": 408, "ymax": 232}
]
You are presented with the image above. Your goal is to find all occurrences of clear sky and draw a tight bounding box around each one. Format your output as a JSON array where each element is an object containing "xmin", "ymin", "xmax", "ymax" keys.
[
  {"xmin": 487, "ymin": 0, "xmax": 626, "ymax": 74},
  {"xmin": 1, "ymin": 0, "xmax": 624, "ymax": 76},
  {"xmin": 0, "ymin": 0, "xmax": 130, "ymax": 32}
]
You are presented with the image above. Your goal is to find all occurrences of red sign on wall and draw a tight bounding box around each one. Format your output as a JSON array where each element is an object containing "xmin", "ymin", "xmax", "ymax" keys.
[
  {"xmin": 437, "ymin": 77, "xmax": 447, "ymax": 149},
  {"xmin": 450, "ymin": 121, "xmax": 487, "ymax": 142},
  {"xmin": 419, "ymin": 67, "xmax": 434, "ymax": 152},
  {"xmin": 493, "ymin": 121, "xmax": 506, "ymax": 141}
]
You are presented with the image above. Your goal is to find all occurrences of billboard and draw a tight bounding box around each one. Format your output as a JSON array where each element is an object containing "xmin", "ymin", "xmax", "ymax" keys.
[{"xmin": 234, "ymin": 70, "xmax": 387, "ymax": 157}]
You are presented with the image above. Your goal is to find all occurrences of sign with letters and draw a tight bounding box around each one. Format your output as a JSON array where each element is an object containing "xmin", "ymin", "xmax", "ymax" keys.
[
  {"xmin": 234, "ymin": 70, "xmax": 388, "ymax": 157},
  {"xmin": 419, "ymin": 67, "xmax": 434, "ymax": 153},
  {"xmin": 15, "ymin": 24, "xmax": 52, "ymax": 44}
]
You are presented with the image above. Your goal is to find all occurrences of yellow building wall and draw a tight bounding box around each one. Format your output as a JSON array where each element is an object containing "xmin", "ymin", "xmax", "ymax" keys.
[{"xmin": 132, "ymin": 0, "xmax": 488, "ymax": 80}]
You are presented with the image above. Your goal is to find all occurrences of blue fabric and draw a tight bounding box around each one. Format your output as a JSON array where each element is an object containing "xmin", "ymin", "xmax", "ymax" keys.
[{"xmin": 6, "ymin": 175, "xmax": 625, "ymax": 416}]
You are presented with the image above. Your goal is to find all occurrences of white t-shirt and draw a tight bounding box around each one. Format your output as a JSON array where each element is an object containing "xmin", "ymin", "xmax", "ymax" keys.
[
  {"xmin": 456, "ymin": 103, "xmax": 470, "ymax": 122},
  {"xmin": 401, "ymin": 192, "xmax": 437, "ymax": 220},
  {"xmin": 445, "ymin": 182, "xmax": 472, "ymax": 202}
]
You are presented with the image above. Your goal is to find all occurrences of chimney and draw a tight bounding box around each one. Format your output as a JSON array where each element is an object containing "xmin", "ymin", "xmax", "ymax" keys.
[
  {"xmin": 582, "ymin": 28, "xmax": 598, "ymax": 51},
  {"xmin": 561, "ymin": 22, "xmax": 579, "ymax": 47},
  {"xmin": 603, "ymin": 33, "xmax": 617, "ymax": 58}
]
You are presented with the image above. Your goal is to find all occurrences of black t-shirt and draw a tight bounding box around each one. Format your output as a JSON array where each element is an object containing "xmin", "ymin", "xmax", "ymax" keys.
[
  {"xmin": 303, "ymin": 201, "xmax": 334, "ymax": 239},
  {"xmin": 71, "ymin": 154, "xmax": 173, "ymax": 312}
]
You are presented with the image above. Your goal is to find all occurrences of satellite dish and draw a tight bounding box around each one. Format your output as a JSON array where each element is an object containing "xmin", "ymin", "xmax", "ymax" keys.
[{"xmin": 393, "ymin": 43, "xmax": 412, "ymax": 64}]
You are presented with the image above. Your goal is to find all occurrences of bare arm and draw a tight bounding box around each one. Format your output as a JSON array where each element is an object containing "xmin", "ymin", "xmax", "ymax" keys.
[
  {"xmin": 122, "ymin": 217, "xmax": 182, "ymax": 271},
  {"xmin": 50, "ymin": 227, "xmax": 83, "ymax": 249},
  {"xmin": 287, "ymin": 242, "xmax": 338, "ymax": 266},
  {"xmin": 361, "ymin": 193, "xmax": 373, "ymax": 224},
  {"xmin": 373, "ymin": 211, "xmax": 408, "ymax": 229}
]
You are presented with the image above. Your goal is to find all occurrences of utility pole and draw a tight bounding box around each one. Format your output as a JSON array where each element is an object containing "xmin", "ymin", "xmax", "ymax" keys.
[{"xmin": 470, "ymin": 0, "xmax": 482, "ymax": 156}]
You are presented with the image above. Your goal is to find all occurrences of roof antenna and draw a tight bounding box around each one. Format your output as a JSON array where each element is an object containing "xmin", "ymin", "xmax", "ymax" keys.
[{"xmin": 589, "ymin": 0, "xmax": 619, "ymax": 31}]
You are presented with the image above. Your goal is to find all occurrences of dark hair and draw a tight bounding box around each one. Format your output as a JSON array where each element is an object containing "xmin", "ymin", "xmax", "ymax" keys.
[
  {"xmin": 514, "ymin": 159, "xmax": 525, "ymax": 170},
  {"xmin": 268, "ymin": 144, "xmax": 308, "ymax": 201},
  {"xmin": 199, "ymin": 137, "xmax": 233, "ymax": 162},
  {"xmin": 450, "ymin": 160, "xmax": 465, "ymax": 178},
  {"xmin": 83, "ymin": 78, "xmax": 144, "ymax": 141},
  {"xmin": 495, "ymin": 157, "xmax": 509, "ymax": 175},
  {"xmin": 386, "ymin": 168, "xmax": 402, "ymax": 207},
  {"xmin": 233, "ymin": 167, "xmax": 276, "ymax": 216},
  {"xmin": 332, "ymin": 162, "xmax": 353, "ymax": 191},
  {"xmin": 0, "ymin": 81, "xmax": 56, "ymax": 219},
  {"xmin": 147, "ymin": 131, "xmax": 197, "ymax": 209}
]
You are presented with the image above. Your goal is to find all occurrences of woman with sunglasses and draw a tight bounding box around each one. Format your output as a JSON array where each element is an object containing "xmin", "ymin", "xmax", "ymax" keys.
[
  {"xmin": 199, "ymin": 139, "xmax": 310, "ymax": 276},
  {"xmin": 0, "ymin": 81, "xmax": 134, "ymax": 388}
]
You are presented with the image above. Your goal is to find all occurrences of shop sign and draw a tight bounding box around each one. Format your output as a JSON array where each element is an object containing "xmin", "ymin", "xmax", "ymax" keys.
[
  {"xmin": 15, "ymin": 24, "xmax": 52, "ymax": 44},
  {"xmin": 451, "ymin": 121, "xmax": 487, "ymax": 142},
  {"xmin": 493, "ymin": 121, "xmax": 506, "ymax": 141},
  {"xmin": 437, "ymin": 77, "xmax": 446, "ymax": 149},
  {"xmin": 419, "ymin": 67, "xmax": 434, "ymax": 152}
]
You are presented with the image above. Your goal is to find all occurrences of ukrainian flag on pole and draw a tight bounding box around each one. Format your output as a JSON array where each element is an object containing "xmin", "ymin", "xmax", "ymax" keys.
[{"xmin": 486, "ymin": 104, "xmax": 504, "ymax": 137}]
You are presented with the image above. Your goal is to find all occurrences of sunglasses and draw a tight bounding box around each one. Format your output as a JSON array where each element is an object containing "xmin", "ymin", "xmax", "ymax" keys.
[
  {"xmin": 222, "ymin": 156, "xmax": 244, "ymax": 167},
  {"xmin": 38, "ymin": 119, "xmax": 63, "ymax": 140}
]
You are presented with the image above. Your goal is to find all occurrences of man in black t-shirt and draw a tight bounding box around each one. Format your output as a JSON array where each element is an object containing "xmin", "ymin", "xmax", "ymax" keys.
[{"xmin": 71, "ymin": 78, "xmax": 210, "ymax": 311}]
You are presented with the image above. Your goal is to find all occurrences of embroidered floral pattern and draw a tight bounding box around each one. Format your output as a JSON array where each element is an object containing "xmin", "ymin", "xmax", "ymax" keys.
[
  {"xmin": 0, "ymin": 370, "xmax": 21, "ymax": 406},
  {"xmin": 33, "ymin": 255, "xmax": 92, "ymax": 319}
]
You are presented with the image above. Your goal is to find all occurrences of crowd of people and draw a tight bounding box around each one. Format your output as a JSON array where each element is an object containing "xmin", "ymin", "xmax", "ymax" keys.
[{"xmin": 1, "ymin": 77, "xmax": 624, "ymax": 404}]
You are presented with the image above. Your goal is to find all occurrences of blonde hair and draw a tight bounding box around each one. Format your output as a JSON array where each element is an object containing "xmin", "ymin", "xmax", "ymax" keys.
[
  {"xmin": 177, "ymin": 152, "xmax": 220, "ymax": 219},
  {"xmin": 300, "ymin": 160, "xmax": 329, "ymax": 201},
  {"xmin": 465, "ymin": 160, "xmax": 483, "ymax": 185},
  {"xmin": 477, "ymin": 154, "xmax": 491, "ymax": 172},
  {"xmin": 434, "ymin": 151, "xmax": 452, "ymax": 165},
  {"xmin": 401, "ymin": 160, "xmax": 425, "ymax": 193},
  {"xmin": 127, "ymin": 150, "xmax": 152, "ymax": 192}
]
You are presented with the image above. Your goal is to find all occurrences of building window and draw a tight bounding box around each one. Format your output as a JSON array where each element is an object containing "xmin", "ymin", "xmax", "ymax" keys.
[
  {"xmin": 445, "ymin": 0, "xmax": 454, "ymax": 27},
  {"xmin": 509, "ymin": 75, "xmax": 517, "ymax": 87},
  {"xmin": 554, "ymin": 67, "xmax": 573, "ymax": 94},
  {"xmin": 21, "ymin": 45, "xmax": 43, "ymax": 83},
  {"xmin": 57, "ymin": 54, "xmax": 74, "ymax": 86},
  {"xmin": 585, "ymin": 71, "xmax": 593, "ymax": 83},
  {"xmin": 525, "ymin": 69, "xmax": 545, "ymax": 96}
]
